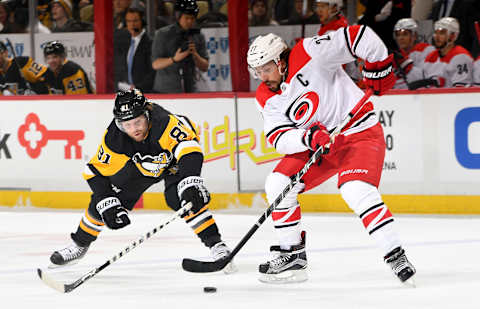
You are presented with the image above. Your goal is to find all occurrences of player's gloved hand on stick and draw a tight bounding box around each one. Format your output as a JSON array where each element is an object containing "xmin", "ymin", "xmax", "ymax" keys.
[
  {"xmin": 303, "ymin": 122, "xmax": 331, "ymax": 153},
  {"xmin": 178, "ymin": 176, "xmax": 211, "ymax": 214},
  {"xmin": 392, "ymin": 50, "xmax": 413, "ymax": 75},
  {"xmin": 96, "ymin": 197, "xmax": 131, "ymax": 229},
  {"xmin": 362, "ymin": 54, "xmax": 396, "ymax": 95}
]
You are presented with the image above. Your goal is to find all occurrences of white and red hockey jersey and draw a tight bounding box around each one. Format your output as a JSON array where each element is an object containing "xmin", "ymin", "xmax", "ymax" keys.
[
  {"xmin": 255, "ymin": 25, "xmax": 388, "ymax": 155},
  {"xmin": 473, "ymin": 56, "xmax": 480, "ymax": 86},
  {"xmin": 394, "ymin": 42, "xmax": 435, "ymax": 89},
  {"xmin": 423, "ymin": 45, "xmax": 473, "ymax": 87}
]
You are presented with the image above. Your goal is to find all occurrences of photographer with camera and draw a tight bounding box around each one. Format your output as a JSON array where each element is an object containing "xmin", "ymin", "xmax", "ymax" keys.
[{"xmin": 151, "ymin": 0, "xmax": 208, "ymax": 93}]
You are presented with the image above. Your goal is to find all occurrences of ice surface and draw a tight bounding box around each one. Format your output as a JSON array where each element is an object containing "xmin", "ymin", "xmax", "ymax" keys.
[{"xmin": 1, "ymin": 209, "xmax": 479, "ymax": 308}]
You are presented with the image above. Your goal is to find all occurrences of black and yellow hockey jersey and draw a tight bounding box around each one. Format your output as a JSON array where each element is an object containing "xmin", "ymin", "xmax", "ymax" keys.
[
  {"xmin": 83, "ymin": 103, "xmax": 202, "ymax": 194},
  {"xmin": 0, "ymin": 56, "xmax": 51, "ymax": 95},
  {"xmin": 49, "ymin": 60, "xmax": 94, "ymax": 95}
]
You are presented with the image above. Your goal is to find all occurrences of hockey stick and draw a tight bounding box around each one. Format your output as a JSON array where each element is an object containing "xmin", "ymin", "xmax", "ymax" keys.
[
  {"xmin": 475, "ymin": 21, "xmax": 480, "ymax": 48},
  {"xmin": 182, "ymin": 89, "xmax": 374, "ymax": 273},
  {"xmin": 5, "ymin": 38, "xmax": 35, "ymax": 94},
  {"xmin": 37, "ymin": 202, "xmax": 192, "ymax": 293}
]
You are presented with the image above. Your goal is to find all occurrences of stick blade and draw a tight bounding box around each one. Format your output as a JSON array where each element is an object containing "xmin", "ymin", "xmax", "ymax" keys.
[
  {"xmin": 37, "ymin": 268, "xmax": 67, "ymax": 293},
  {"xmin": 182, "ymin": 257, "xmax": 229, "ymax": 273}
]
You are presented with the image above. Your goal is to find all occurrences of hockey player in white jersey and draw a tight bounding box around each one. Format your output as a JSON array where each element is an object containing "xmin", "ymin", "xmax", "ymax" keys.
[
  {"xmin": 247, "ymin": 25, "xmax": 416, "ymax": 284},
  {"xmin": 391, "ymin": 18, "xmax": 434, "ymax": 89},
  {"xmin": 421, "ymin": 17, "xmax": 473, "ymax": 88},
  {"xmin": 473, "ymin": 56, "xmax": 480, "ymax": 86}
]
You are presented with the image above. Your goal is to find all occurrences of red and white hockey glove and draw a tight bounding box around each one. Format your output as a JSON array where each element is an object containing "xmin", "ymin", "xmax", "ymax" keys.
[
  {"xmin": 302, "ymin": 122, "xmax": 331, "ymax": 152},
  {"xmin": 362, "ymin": 54, "xmax": 396, "ymax": 96}
]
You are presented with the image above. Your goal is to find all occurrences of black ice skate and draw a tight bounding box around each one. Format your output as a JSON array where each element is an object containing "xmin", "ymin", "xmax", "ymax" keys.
[
  {"xmin": 210, "ymin": 241, "xmax": 237, "ymax": 274},
  {"xmin": 49, "ymin": 242, "xmax": 89, "ymax": 268},
  {"xmin": 384, "ymin": 247, "xmax": 416, "ymax": 285},
  {"xmin": 259, "ymin": 231, "xmax": 308, "ymax": 284}
]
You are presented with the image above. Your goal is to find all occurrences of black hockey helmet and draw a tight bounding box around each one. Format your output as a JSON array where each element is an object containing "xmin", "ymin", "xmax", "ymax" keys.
[
  {"xmin": 113, "ymin": 88, "xmax": 148, "ymax": 122},
  {"xmin": 43, "ymin": 41, "xmax": 66, "ymax": 57},
  {"xmin": 174, "ymin": 0, "xmax": 199, "ymax": 17}
]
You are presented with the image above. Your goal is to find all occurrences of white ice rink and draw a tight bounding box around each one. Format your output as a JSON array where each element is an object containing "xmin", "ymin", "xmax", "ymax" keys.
[{"xmin": 2, "ymin": 208, "xmax": 480, "ymax": 309}]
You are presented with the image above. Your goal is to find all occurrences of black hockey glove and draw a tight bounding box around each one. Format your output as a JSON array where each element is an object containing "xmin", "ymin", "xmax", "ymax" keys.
[
  {"xmin": 96, "ymin": 197, "xmax": 131, "ymax": 230},
  {"xmin": 177, "ymin": 176, "xmax": 211, "ymax": 214}
]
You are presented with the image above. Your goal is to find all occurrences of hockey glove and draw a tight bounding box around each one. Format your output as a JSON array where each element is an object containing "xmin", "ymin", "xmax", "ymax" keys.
[
  {"xmin": 177, "ymin": 176, "xmax": 211, "ymax": 214},
  {"xmin": 362, "ymin": 54, "xmax": 396, "ymax": 95},
  {"xmin": 302, "ymin": 122, "xmax": 331, "ymax": 152},
  {"xmin": 96, "ymin": 197, "xmax": 131, "ymax": 230},
  {"xmin": 392, "ymin": 50, "xmax": 413, "ymax": 75}
]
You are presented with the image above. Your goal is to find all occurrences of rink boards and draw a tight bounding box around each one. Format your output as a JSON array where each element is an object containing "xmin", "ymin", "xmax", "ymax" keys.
[{"xmin": 0, "ymin": 90, "xmax": 479, "ymax": 213}]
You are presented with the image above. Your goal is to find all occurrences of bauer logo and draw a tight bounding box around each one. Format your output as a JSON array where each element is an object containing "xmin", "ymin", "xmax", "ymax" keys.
[{"xmin": 455, "ymin": 107, "xmax": 480, "ymax": 169}]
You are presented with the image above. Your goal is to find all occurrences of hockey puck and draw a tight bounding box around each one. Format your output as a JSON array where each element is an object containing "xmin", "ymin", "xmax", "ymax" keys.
[{"xmin": 203, "ymin": 286, "xmax": 217, "ymax": 293}]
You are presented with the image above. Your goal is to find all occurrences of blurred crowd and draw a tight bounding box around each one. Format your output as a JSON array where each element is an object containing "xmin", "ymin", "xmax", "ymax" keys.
[{"xmin": 1, "ymin": 0, "xmax": 480, "ymax": 95}]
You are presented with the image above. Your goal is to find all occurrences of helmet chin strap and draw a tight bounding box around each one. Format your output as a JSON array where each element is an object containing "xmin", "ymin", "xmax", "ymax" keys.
[{"xmin": 277, "ymin": 61, "xmax": 288, "ymax": 83}]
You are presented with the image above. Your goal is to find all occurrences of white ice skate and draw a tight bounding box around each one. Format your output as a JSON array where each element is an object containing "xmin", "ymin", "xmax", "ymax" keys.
[
  {"xmin": 210, "ymin": 241, "xmax": 238, "ymax": 274},
  {"xmin": 259, "ymin": 232, "xmax": 308, "ymax": 284},
  {"xmin": 49, "ymin": 242, "xmax": 89, "ymax": 268}
]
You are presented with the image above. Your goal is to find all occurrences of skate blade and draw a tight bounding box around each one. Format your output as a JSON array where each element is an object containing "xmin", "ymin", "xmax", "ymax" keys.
[
  {"xmin": 259, "ymin": 269, "xmax": 308, "ymax": 284},
  {"xmin": 222, "ymin": 261, "xmax": 238, "ymax": 274},
  {"xmin": 47, "ymin": 259, "xmax": 80, "ymax": 269},
  {"xmin": 402, "ymin": 277, "xmax": 416, "ymax": 288}
]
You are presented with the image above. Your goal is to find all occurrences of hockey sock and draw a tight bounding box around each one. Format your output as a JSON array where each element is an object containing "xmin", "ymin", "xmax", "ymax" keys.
[
  {"xmin": 72, "ymin": 209, "xmax": 104, "ymax": 246},
  {"xmin": 184, "ymin": 205, "xmax": 221, "ymax": 247},
  {"xmin": 273, "ymin": 204, "xmax": 302, "ymax": 250}
]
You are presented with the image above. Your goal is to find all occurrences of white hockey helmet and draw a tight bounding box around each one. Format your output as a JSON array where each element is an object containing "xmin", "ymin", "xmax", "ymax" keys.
[
  {"xmin": 247, "ymin": 33, "xmax": 288, "ymax": 74},
  {"xmin": 434, "ymin": 17, "xmax": 460, "ymax": 40},
  {"xmin": 315, "ymin": 0, "xmax": 343, "ymax": 8},
  {"xmin": 394, "ymin": 18, "xmax": 418, "ymax": 36}
]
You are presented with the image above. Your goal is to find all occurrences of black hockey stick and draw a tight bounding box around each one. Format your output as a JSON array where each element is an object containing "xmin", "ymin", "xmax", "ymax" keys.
[
  {"xmin": 5, "ymin": 38, "xmax": 35, "ymax": 94},
  {"xmin": 182, "ymin": 89, "xmax": 374, "ymax": 273},
  {"xmin": 37, "ymin": 202, "xmax": 192, "ymax": 293}
]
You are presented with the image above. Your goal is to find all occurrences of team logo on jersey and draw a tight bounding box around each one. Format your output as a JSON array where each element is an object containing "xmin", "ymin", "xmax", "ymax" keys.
[
  {"xmin": 132, "ymin": 151, "xmax": 172, "ymax": 177},
  {"xmin": 286, "ymin": 91, "xmax": 319, "ymax": 127}
]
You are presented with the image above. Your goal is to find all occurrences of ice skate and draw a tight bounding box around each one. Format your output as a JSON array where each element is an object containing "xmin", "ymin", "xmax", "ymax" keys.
[
  {"xmin": 210, "ymin": 241, "xmax": 237, "ymax": 274},
  {"xmin": 259, "ymin": 232, "xmax": 308, "ymax": 284},
  {"xmin": 384, "ymin": 247, "xmax": 416, "ymax": 286},
  {"xmin": 49, "ymin": 242, "xmax": 89, "ymax": 268}
]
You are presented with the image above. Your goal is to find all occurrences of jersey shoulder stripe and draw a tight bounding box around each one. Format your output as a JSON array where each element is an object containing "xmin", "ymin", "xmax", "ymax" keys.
[
  {"xmin": 285, "ymin": 39, "xmax": 312, "ymax": 83},
  {"xmin": 441, "ymin": 45, "xmax": 473, "ymax": 63},
  {"xmin": 425, "ymin": 50, "xmax": 439, "ymax": 63},
  {"xmin": 412, "ymin": 42, "xmax": 431, "ymax": 53}
]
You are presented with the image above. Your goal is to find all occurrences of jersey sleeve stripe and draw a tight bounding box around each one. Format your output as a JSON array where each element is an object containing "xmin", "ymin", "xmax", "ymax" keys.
[
  {"xmin": 352, "ymin": 25, "xmax": 366, "ymax": 55},
  {"xmin": 266, "ymin": 124, "xmax": 296, "ymax": 138},
  {"xmin": 270, "ymin": 128, "xmax": 292, "ymax": 147},
  {"xmin": 343, "ymin": 28, "xmax": 355, "ymax": 58},
  {"xmin": 174, "ymin": 140, "xmax": 202, "ymax": 159}
]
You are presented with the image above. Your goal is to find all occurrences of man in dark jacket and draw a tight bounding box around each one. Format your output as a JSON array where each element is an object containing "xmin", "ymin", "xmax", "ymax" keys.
[{"xmin": 114, "ymin": 6, "xmax": 155, "ymax": 92}]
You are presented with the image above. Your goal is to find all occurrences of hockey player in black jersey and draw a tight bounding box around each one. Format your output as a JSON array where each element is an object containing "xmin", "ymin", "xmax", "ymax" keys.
[
  {"xmin": 0, "ymin": 41, "xmax": 51, "ymax": 95},
  {"xmin": 49, "ymin": 89, "xmax": 236, "ymax": 273},
  {"xmin": 43, "ymin": 41, "xmax": 95, "ymax": 94}
]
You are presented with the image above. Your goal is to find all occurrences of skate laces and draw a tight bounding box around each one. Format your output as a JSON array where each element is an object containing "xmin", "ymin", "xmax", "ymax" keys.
[
  {"xmin": 387, "ymin": 252, "xmax": 411, "ymax": 274},
  {"xmin": 58, "ymin": 244, "xmax": 86, "ymax": 261},
  {"xmin": 269, "ymin": 252, "xmax": 292, "ymax": 269},
  {"xmin": 211, "ymin": 242, "xmax": 231, "ymax": 260}
]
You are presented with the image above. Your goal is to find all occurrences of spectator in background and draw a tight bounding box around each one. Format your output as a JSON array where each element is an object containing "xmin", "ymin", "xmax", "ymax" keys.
[
  {"xmin": 314, "ymin": 0, "xmax": 348, "ymax": 35},
  {"xmin": 422, "ymin": 17, "xmax": 473, "ymax": 88},
  {"xmin": 114, "ymin": 6, "xmax": 155, "ymax": 93},
  {"xmin": 0, "ymin": 41, "xmax": 51, "ymax": 95},
  {"xmin": 391, "ymin": 18, "xmax": 434, "ymax": 89},
  {"xmin": 249, "ymin": 0, "xmax": 278, "ymax": 27},
  {"xmin": 411, "ymin": 0, "xmax": 433, "ymax": 20},
  {"xmin": 275, "ymin": 0, "xmax": 319, "ymax": 25},
  {"xmin": 0, "ymin": 2, "xmax": 14, "ymax": 33},
  {"xmin": 359, "ymin": 0, "xmax": 411, "ymax": 50},
  {"xmin": 50, "ymin": 0, "xmax": 92, "ymax": 32},
  {"xmin": 429, "ymin": 0, "xmax": 479, "ymax": 57},
  {"xmin": 114, "ymin": 0, "xmax": 133, "ymax": 29},
  {"xmin": 43, "ymin": 41, "xmax": 94, "ymax": 94},
  {"xmin": 151, "ymin": 0, "xmax": 208, "ymax": 93}
]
